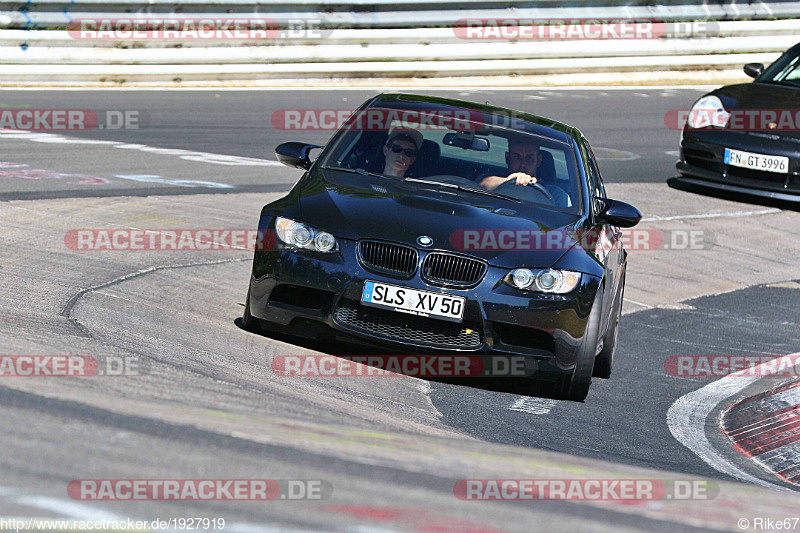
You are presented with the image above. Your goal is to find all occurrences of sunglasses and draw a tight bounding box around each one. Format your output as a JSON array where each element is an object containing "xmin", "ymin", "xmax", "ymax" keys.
[{"xmin": 389, "ymin": 144, "xmax": 418, "ymax": 158}]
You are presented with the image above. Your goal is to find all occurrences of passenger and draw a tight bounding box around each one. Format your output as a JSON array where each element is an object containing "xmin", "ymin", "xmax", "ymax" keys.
[
  {"xmin": 480, "ymin": 139, "xmax": 570, "ymax": 206},
  {"xmin": 382, "ymin": 128, "xmax": 423, "ymax": 178}
]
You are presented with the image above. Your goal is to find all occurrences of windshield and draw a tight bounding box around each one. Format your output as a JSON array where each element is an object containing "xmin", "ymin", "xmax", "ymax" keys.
[
  {"xmin": 758, "ymin": 48, "xmax": 800, "ymax": 85},
  {"xmin": 319, "ymin": 105, "xmax": 583, "ymax": 214}
]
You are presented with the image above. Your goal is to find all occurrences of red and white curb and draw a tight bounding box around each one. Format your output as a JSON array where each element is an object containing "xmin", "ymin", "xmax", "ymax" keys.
[
  {"xmin": 667, "ymin": 353, "xmax": 800, "ymax": 490},
  {"xmin": 724, "ymin": 380, "xmax": 800, "ymax": 486}
]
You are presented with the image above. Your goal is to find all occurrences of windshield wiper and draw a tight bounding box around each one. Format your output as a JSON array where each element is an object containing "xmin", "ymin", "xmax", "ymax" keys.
[
  {"xmin": 322, "ymin": 165, "xmax": 389, "ymax": 179},
  {"xmin": 404, "ymin": 177, "xmax": 521, "ymax": 203}
]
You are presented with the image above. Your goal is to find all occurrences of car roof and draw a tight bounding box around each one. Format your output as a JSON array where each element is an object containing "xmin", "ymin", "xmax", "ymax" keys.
[{"xmin": 365, "ymin": 93, "xmax": 584, "ymax": 146}]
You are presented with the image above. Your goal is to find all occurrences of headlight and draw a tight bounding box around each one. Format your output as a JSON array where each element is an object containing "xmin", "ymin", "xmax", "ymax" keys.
[
  {"xmin": 505, "ymin": 268, "xmax": 581, "ymax": 294},
  {"xmin": 686, "ymin": 95, "xmax": 730, "ymax": 129},
  {"xmin": 275, "ymin": 217, "xmax": 338, "ymax": 253}
]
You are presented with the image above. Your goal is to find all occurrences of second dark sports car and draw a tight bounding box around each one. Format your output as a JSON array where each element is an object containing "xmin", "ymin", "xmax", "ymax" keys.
[
  {"xmin": 244, "ymin": 93, "xmax": 641, "ymax": 401},
  {"xmin": 675, "ymin": 42, "xmax": 800, "ymax": 202}
]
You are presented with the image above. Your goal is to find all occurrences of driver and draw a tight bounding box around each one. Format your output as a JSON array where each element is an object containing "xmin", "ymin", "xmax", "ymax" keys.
[
  {"xmin": 382, "ymin": 128, "xmax": 423, "ymax": 177},
  {"xmin": 480, "ymin": 139, "xmax": 570, "ymax": 206}
]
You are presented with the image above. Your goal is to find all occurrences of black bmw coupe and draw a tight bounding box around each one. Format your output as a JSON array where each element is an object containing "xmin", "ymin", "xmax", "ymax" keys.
[
  {"xmin": 675, "ymin": 42, "xmax": 800, "ymax": 202},
  {"xmin": 244, "ymin": 94, "xmax": 641, "ymax": 401}
]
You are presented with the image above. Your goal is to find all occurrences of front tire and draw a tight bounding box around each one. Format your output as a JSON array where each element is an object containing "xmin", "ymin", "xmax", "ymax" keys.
[
  {"xmin": 593, "ymin": 273, "xmax": 624, "ymax": 379},
  {"xmin": 242, "ymin": 287, "xmax": 260, "ymax": 332},
  {"xmin": 558, "ymin": 287, "xmax": 603, "ymax": 402}
]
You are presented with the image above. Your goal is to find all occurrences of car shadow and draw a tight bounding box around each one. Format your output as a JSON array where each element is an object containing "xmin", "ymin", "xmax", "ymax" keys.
[
  {"xmin": 667, "ymin": 177, "xmax": 799, "ymax": 211},
  {"xmin": 233, "ymin": 315, "xmax": 565, "ymax": 400}
]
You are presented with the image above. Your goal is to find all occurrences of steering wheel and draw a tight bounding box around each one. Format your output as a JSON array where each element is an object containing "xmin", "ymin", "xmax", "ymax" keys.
[{"xmin": 495, "ymin": 179, "xmax": 555, "ymax": 203}]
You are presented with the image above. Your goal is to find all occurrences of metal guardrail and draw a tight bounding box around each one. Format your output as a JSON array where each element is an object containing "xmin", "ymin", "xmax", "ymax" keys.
[
  {"xmin": 0, "ymin": 35, "xmax": 795, "ymax": 65},
  {"xmin": 0, "ymin": 1, "xmax": 796, "ymax": 83}
]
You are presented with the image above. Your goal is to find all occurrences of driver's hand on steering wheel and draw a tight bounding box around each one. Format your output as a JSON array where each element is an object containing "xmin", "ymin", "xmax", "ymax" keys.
[{"xmin": 507, "ymin": 172, "xmax": 537, "ymax": 186}]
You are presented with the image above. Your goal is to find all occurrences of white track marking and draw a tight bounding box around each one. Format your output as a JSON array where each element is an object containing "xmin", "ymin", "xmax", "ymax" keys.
[
  {"xmin": 664, "ymin": 150, "xmax": 680, "ymax": 157},
  {"xmin": 623, "ymin": 298, "xmax": 654, "ymax": 309},
  {"xmin": 510, "ymin": 397, "xmax": 557, "ymax": 415},
  {"xmin": 0, "ymin": 486, "xmax": 124, "ymax": 522},
  {"xmin": 114, "ymin": 174, "xmax": 234, "ymax": 189},
  {"xmin": 0, "ymin": 130, "xmax": 282, "ymax": 167},
  {"xmin": 666, "ymin": 354, "xmax": 800, "ymax": 491},
  {"xmin": 641, "ymin": 209, "xmax": 779, "ymax": 222}
]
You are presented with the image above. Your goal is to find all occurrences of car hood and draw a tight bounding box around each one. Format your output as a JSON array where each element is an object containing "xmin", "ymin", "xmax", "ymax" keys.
[
  {"xmin": 298, "ymin": 169, "xmax": 586, "ymax": 268},
  {"xmin": 715, "ymin": 82, "xmax": 800, "ymax": 138}
]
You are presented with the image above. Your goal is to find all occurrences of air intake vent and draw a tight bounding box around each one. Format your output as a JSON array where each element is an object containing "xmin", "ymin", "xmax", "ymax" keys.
[
  {"xmin": 422, "ymin": 252, "xmax": 486, "ymax": 288},
  {"xmin": 357, "ymin": 240, "xmax": 418, "ymax": 278},
  {"xmin": 334, "ymin": 299, "xmax": 482, "ymax": 350}
]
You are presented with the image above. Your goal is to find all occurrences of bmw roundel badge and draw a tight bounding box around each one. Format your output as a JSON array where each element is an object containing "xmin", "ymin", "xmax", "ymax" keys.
[{"xmin": 417, "ymin": 236, "xmax": 433, "ymax": 247}]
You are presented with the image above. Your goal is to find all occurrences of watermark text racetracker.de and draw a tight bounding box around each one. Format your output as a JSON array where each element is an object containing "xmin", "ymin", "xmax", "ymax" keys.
[
  {"xmin": 666, "ymin": 108, "xmax": 800, "ymax": 131},
  {"xmin": 69, "ymin": 479, "xmax": 333, "ymax": 500},
  {"xmin": 0, "ymin": 355, "xmax": 143, "ymax": 377},
  {"xmin": 272, "ymin": 354, "xmax": 539, "ymax": 378},
  {"xmin": 450, "ymin": 228, "xmax": 713, "ymax": 252},
  {"xmin": 64, "ymin": 229, "xmax": 277, "ymax": 251},
  {"xmin": 665, "ymin": 354, "xmax": 800, "ymax": 378},
  {"xmin": 0, "ymin": 109, "xmax": 146, "ymax": 131},
  {"xmin": 454, "ymin": 479, "xmax": 719, "ymax": 501},
  {"xmin": 272, "ymin": 106, "xmax": 647, "ymax": 132},
  {"xmin": 271, "ymin": 107, "xmax": 483, "ymax": 132},
  {"xmin": 451, "ymin": 19, "xmax": 717, "ymax": 40},
  {"xmin": 67, "ymin": 18, "xmax": 331, "ymax": 40}
]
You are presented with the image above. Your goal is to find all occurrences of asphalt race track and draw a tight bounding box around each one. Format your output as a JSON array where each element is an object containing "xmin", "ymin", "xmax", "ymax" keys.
[{"xmin": 1, "ymin": 88, "xmax": 800, "ymax": 532}]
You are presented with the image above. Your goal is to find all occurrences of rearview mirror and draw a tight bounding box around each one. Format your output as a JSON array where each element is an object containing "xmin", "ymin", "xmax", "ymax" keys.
[
  {"xmin": 599, "ymin": 199, "xmax": 641, "ymax": 228},
  {"xmin": 275, "ymin": 142, "xmax": 322, "ymax": 170},
  {"xmin": 743, "ymin": 63, "xmax": 764, "ymax": 79},
  {"xmin": 443, "ymin": 132, "xmax": 490, "ymax": 151}
]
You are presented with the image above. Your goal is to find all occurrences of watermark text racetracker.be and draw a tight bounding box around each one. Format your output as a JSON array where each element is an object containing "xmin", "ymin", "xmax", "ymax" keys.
[
  {"xmin": 0, "ymin": 355, "xmax": 143, "ymax": 377},
  {"xmin": 67, "ymin": 18, "xmax": 331, "ymax": 40},
  {"xmin": 454, "ymin": 479, "xmax": 719, "ymax": 501},
  {"xmin": 0, "ymin": 109, "xmax": 145, "ymax": 131}
]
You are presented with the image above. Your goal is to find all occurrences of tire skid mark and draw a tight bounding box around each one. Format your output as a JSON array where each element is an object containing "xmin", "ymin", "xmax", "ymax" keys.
[{"xmin": 59, "ymin": 258, "xmax": 247, "ymax": 338}]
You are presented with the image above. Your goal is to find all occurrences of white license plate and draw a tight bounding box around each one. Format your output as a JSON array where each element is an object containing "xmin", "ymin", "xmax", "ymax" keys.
[
  {"xmin": 361, "ymin": 280, "xmax": 465, "ymax": 323},
  {"xmin": 724, "ymin": 148, "xmax": 789, "ymax": 174}
]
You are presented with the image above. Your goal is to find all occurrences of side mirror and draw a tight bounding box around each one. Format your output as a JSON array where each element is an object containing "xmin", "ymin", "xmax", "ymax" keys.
[
  {"xmin": 275, "ymin": 142, "xmax": 322, "ymax": 170},
  {"xmin": 599, "ymin": 199, "xmax": 641, "ymax": 228},
  {"xmin": 743, "ymin": 63, "xmax": 764, "ymax": 79}
]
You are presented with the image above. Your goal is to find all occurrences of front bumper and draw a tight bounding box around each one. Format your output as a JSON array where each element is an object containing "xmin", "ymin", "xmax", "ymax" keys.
[
  {"xmin": 677, "ymin": 129, "xmax": 800, "ymax": 199},
  {"xmin": 249, "ymin": 239, "xmax": 601, "ymax": 375}
]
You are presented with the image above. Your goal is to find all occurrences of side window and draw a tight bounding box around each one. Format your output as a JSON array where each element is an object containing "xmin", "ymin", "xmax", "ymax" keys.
[{"xmin": 582, "ymin": 140, "xmax": 606, "ymax": 215}]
